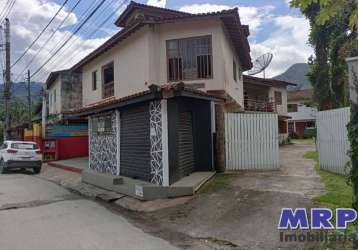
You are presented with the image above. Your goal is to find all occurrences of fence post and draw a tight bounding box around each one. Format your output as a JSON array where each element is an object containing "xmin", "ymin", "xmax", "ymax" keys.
[{"xmin": 214, "ymin": 103, "xmax": 226, "ymax": 172}]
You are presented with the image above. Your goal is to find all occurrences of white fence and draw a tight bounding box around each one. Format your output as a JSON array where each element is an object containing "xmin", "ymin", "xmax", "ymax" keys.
[
  {"xmin": 225, "ymin": 113, "xmax": 280, "ymax": 170},
  {"xmin": 317, "ymin": 107, "xmax": 351, "ymax": 175}
]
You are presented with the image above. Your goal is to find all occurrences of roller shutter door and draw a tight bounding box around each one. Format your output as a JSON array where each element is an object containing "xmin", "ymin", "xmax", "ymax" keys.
[
  {"xmin": 177, "ymin": 112, "xmax": 194, "ymax": 179},
  {"xmin": 120, "ymin": 105, "xmax": 151, "ymax": 181}
]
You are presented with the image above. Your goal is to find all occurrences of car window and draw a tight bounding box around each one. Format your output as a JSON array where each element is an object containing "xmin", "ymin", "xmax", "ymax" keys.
[
  {"xmin": 0, "ymin": 143, "xmax": 7, "ymax": 149},
  {"xmin": 11, "ymin": 143, "xmax": 38, "ymax": 150}
]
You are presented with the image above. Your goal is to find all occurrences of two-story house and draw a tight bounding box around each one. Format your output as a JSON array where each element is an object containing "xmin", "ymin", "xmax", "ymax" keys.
[
  {"xmin": 43, "ymin": 69, "xmax": 88, "ymax": 160},
  {"xmin": 66, "ymin": 2, "xmax": 252, "ymax": 199},
  {"xmin": 243, "ymin": 75, "xmax": 295, "ymax": 144}
]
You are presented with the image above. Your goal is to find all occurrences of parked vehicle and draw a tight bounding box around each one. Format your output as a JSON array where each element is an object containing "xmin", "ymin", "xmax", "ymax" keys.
[{"xmin": 0, "ymin": 141, "xmax": 42, "ymax": 174}]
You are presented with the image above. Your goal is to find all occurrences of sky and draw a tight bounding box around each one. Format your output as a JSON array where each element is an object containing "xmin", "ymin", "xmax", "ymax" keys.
[{"xmin": 0, "ymin": 0, "xmax": 313, "ymax": 83}]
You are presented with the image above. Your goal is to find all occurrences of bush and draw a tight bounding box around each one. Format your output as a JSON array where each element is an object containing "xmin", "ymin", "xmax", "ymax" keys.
[{"xmin": 304, "ymin": 127, "xmax": 316, "ymax": 138}]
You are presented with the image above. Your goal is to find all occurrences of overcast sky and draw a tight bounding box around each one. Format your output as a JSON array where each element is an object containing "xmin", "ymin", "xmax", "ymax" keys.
[{"xmin": 0, "ymin": 0, "xmax": 313, "ymax": 83}]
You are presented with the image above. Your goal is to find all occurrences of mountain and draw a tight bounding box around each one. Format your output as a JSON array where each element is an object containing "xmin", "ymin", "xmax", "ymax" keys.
[
  {"xmin": 0, "ymin": 82, "xmax": 43, "ymax": 100},
  {"xmin": 273, "ymin": 63, "xmax": 311, "ymax": 91}
]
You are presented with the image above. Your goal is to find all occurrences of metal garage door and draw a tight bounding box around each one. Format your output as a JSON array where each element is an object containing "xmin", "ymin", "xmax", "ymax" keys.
[
  {"xmin": 176, "ymin": 112, "xmax": 194, "ymax": 179},
  {"xmin": 120, "ymin": 105, "xmax": 151, "ymax": 181}
]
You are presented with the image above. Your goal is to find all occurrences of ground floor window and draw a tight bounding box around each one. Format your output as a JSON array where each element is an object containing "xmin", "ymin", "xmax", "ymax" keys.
[{"xmin": 91, "ymin": 115, "xmax": 113, "ymax": 135}]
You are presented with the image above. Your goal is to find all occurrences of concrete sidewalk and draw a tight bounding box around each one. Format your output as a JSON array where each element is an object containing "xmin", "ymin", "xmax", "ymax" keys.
[
  {"xmin": 37, "ymin": 164, "xmax": 193, "ymax": 212},
  {"xmin": 47, "ymin": 157, "xmax": 88, "ymax": 173}
]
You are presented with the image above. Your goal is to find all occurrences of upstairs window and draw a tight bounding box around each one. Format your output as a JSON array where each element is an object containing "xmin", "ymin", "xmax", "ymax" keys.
[
  {"xmin": 92, "ymin": 71, "xmax": 97, "ymax": 91},
  {"xmin": 233, "ymin": 59, "xmax": 237, "ymax": 82},
  {"xmin": 288, "ymin": 103, "xmax": 298, "ymax": 112},
  {"xmin": 102, "ymin": 62, "xmax": 114, "ymax": 98},
  {"xmin": 274, "ymin": 91, "xmax": 282, "ymax": 105},
  {"xmin": 167, "ymin": 35, "xmax": 212, "ymax": 81}
]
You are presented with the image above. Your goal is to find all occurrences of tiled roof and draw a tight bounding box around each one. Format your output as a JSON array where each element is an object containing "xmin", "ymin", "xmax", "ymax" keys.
[
  {"xmin": 72, "ymin": 3, "xmax": 252, "ymax": 71},
  {"xmin": 243, "ymin": 75, "xmax": 296, "ymax": 88},
  {"xmin": 66, "ymin": 83, "xmax": 221, "ymax": 117},
  {"xmin": 287, "ymin": 89, "xmax": 313, "ymax": 102},
  {"xmin": 45, "ymin": 69, "xmax": 69, "ymax": 89},
  {"xmin": 114, "ymin": 1, "xmax": 191, "ymax": 27}
]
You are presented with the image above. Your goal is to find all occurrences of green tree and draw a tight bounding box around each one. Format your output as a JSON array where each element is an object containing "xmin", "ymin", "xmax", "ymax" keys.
[
  {"xmin": 291, "ymin": 0, "xmax": 358, "ymax": 215},
  {"xmin": 291, "ymin": 0, "xmax": 357, "ymax": 109}
]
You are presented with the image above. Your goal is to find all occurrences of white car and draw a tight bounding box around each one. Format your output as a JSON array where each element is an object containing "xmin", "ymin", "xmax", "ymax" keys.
[{"xmin": 0, "ymin": 141, "xmax": 42, "ymax": 174}]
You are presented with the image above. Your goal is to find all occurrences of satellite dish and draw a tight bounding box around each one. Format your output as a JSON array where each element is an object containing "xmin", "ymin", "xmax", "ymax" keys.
[{"xmin": 247, "ymin": 53, "xmax": 273, "ymax": 78}]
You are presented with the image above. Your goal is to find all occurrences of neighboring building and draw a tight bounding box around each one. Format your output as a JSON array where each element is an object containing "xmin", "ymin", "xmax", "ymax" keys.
[
  {"xmin": 72, "ymin": 1, "xmax": 252, "ymax": 112},
  {"xmin": 346, "ymin": 56, "xmax": 358, "ymax": 104},
  {"xmin": 287, "ymin": 89, "xmax": 317, "ymax": 138},
  {"xmin": 45, "ymin": 69, "xmax": 82, "ymax": 120},
  {"xmin": 43, "ymin": 69, "xmax": 88, "ymax": 160},
  {"xmin": 243, "ymin": 75, "xmax": 295, "ymax": 143},
  {"xmin": 287, "ymin": 104, "xmax": 317, "ymax": 138}
]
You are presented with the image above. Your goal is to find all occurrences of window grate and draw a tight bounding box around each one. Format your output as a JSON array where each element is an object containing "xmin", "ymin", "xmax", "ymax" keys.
[{"xmin": 167, "ymin": 36, "xmax": 212, "ymax": 81}]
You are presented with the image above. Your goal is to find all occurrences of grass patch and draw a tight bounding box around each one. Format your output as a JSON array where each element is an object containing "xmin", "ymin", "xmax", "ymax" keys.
[
  {"xmin": 313, "ymin": 165, "xmax": 353, "ymax": 209},
  {"xmin": 304, "ymin": 151, "xmax": 319, "ymax": 161},
  {"xmin": 199, "ymin": 173, "xmax": 238, "ymax": 193},
  {"xmin": 304, "ymin": 150, "xmax": 353, "ymax": 210},
  {"xmin": 291, "ymin": 138, "xmax": 316, "ymax": 145}
]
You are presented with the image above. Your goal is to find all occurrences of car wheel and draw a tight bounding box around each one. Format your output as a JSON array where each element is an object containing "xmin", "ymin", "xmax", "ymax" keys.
[
  {"xmin": 0, "ymin": 160, "xmax": 5, "ymax": 174},
  {"xmin": 33, "ymin": 167, "xmax": 41, "ymax": 174}
]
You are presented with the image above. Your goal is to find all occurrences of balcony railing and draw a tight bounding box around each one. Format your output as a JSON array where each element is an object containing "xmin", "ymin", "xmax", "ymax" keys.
[
  {"xmin": 103, "ymin": 82, "xmax": 114, "ymax": 99},
  {"xmin": 244, "ymin": 98, "xmax": 276, "ymax": 112}
]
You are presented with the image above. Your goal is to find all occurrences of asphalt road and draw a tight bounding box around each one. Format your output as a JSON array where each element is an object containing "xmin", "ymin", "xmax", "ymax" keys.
[{"xmin": 0, "ymin": 174, "xmax": 176, "ymax": 250}]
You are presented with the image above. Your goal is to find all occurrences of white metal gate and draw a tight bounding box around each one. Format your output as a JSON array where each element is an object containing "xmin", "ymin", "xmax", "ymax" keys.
[
  {"xmin": 225, "ymin": 113, "xmax": 280, "ymax": 170},
  {"xmin": 317, "ymin": 107, "xmax": 351, "ymax": 175}
]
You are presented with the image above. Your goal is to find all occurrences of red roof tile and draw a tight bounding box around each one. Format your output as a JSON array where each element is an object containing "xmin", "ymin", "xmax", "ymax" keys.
[
  {"xmin": 72, "ymin": 3, "xmax": 252, "ymax": 71},
  {"xmin": 243, "ymin": 75, "xmax": 296, "ymax": 88}
]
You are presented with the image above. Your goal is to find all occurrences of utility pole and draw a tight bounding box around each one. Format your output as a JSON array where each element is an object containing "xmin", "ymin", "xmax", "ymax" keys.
[
  {"xmin": 4, "ymin": 18, "xmax": 10, "ymax": 140},
  {"xmin": 27, "ymin": 69, "xmax": 32, "ymax": 126}
]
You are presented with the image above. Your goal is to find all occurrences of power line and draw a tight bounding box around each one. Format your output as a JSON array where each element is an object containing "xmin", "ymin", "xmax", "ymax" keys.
[
  {"xmin": 0, "ymin": 0, "xmax": 16, "ymax": 22},
  {"xmin": 0, "ymin": 0, "xmax": 11, "ymax": 22},
  {"xmin": 29, "ymin": 0, "xmax": 102, "ymax": 81},
  {"xmin": 13, "ymin": 0, "xmax": 83, "ymax": 82},
  {"xmin": 35, "ymin": 0, "xmax": 128, "ymax": 82},
  {"xmin": 31, "ymin": 0, "xmax": 108, "ymax": 78},
  {"xmin": 11, "ymin": 0, "xmax": 69, "ymax": 68}
]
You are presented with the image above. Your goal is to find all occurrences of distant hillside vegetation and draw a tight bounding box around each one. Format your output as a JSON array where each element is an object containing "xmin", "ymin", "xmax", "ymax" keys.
[
  {"xmin": 273, "ymin": 63, "xmax": 311, "ymax": 91},
  {"xmin": 0, "ymin": 82, "xmax": 43, "ymax": 100}
]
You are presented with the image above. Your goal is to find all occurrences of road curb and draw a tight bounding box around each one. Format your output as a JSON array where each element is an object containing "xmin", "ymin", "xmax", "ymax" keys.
[{"xmin": 47, "ymin": 162, "xmax": 82, "ymax": 174}]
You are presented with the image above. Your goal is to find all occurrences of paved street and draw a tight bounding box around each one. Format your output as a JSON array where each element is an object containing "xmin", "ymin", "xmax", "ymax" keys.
[{"xmin": 0, "ymin": 174, "xmax": 176, "ymax": 250}]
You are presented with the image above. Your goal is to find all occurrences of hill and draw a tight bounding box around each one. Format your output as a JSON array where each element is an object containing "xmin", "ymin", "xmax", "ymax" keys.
[
  {"xmin": 273, "ymin": 63, "xmax": 311, "ymax": 91},
  {"xmin": 0, "ymin": 82, "xmax": 43, "ymax": 100}
]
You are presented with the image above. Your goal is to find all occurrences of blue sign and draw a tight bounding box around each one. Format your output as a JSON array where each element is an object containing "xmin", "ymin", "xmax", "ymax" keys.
[{"xmin": 278, "ymin": 208, "xmax": 357, "ymax": 230}]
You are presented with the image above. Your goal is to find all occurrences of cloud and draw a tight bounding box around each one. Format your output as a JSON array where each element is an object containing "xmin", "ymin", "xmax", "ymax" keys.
[
  {"xmin": 179, "ymin": 4, "xmax": 274, "ymax": 34},
  {"xmin": 179, "ymin": 3, "xmax": 312, "ymax": 77},
  {"xmin": 4, "ymin": 0, "xmax": 114, "ymax": 83},
  {"xmin": 250, "ymin": 15, "xmax": 313, "ymax": 77},
  {"xmin": 147, "ymin": 0, "xmax": 166, "ymax": 8}
]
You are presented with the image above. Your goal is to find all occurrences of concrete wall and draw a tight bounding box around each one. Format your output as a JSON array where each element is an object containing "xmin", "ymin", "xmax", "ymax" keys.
[
  {"xmin": 81, "ymin": 19, "xmax": 244, "ymax": 107},
  {"xmin": 269, "ymin": 86, "xmax": 288, "ymax": 116},
  {"xmin": 48, "ymin": 78, "xmax": 62, "ymax": 115},
  {"xmin": 61, "ymin": 72, "xmax": 82, "ymax": 112},
  {"xmin": 82, "ymin": 26, "xmax": 151, "ymax": 106},
  {"xmin": 47, "ymin": 72, "xmax": 82, "ymax": 115}
]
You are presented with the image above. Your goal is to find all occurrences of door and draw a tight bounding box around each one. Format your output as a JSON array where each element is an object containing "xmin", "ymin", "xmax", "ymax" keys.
[
  {"xmin": 176, "ymin": 112, "xmax": 194, "ymax": 179},
  {"xmin": 120, "ymin": 105, "xmax": 151, "ymax": 181}
]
